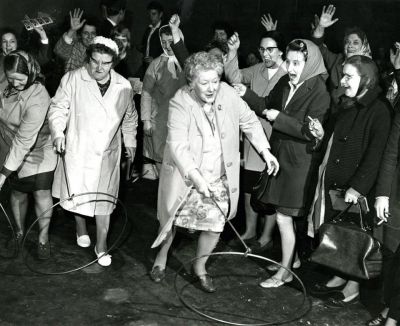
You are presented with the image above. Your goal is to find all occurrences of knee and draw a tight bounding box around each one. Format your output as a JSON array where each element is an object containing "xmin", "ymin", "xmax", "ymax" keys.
[
  {"xmin": 11, "ymin": 190, "xmax": 28, "ymax": 202},
  {"xmin": 276, "ymin": 213, "xmax": 292, "ymax": 225},
  {"xmin": 33, "ymin": 190, "xmax": 52, "ymax": 201}
]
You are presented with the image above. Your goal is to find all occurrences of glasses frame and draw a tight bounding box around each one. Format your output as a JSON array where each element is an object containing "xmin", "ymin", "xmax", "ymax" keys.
[{"xmin": 258, "ymin": 46, "xmax": 278, "ymax": 54}]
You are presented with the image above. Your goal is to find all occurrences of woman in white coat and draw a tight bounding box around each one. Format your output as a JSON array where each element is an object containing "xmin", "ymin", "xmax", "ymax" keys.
[
  {"xmin": 149, "ymin": 52, "xmax": 279, "ymax": 292},
  {"xmin": 48, "ymin": 37, "xmax": 138, "ymax": 266}
]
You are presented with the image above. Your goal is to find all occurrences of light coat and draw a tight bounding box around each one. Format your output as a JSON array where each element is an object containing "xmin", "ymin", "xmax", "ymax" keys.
[
  {"xmin": 152, "ymin": 83, "xmax": 270, "ymax": 247},
  {"xmin": 48, "ymin": 66, "xmax": 138, "ymax": 216}
]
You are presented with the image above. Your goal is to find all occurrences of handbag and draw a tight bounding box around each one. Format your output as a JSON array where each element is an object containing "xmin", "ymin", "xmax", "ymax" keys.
[
  {"xmin": 310, "ymin": 203, "xmax": 382, "ymax": 280},
  {"xmin": 250, "ymin": 170, "xmax": 276, "ymax": 214}
]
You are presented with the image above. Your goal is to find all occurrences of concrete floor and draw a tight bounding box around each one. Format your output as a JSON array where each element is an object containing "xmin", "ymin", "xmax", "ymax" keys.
[{"xmin": 0, "ymin": 178, "xmax": 383, "ymax": 325}]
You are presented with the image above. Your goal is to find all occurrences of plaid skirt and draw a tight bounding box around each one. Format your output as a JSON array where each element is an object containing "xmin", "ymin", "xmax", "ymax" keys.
[{"xmin": 174, "ymin": 175, "xmax": 229, "ymax": 232}]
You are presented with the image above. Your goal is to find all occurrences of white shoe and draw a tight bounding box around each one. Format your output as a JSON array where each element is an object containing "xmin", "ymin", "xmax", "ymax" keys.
[
  {"xmin": 94, "ymin": 247, "xmax": 112, "ymax": 267},
  {"xmin": 76, "ymin": 234, "xmax": 91, "ymax": 248},
  {"xmin": 259, "ymin": 275, "xmax": 293, "ymax": 288}
]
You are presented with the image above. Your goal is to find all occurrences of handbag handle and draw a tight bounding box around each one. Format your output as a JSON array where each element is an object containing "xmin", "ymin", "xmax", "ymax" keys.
[{"xmin": 332, "ymin": 202, "xmax": 366, "ymax": 231}]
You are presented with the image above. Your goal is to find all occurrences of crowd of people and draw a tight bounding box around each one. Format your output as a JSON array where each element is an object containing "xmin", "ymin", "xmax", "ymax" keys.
[{"xmin": 0, "ymin": 1, "xmax": 399, "ymax": 325}]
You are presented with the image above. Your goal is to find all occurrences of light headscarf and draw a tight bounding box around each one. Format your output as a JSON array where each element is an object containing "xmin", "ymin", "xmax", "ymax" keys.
[
  {"xmin": 288, "ymin": 39, "xmax": 328, "ymax": 85},
  {"xmin": 3, "ymin": 50, "xmax": 41, "ymax": 97},
  {"xmin": 159, "ymin": 25, "xmax": 183, "ymax": 79},
  {"xmin": 343, "ymin": 27, "xmax": 372, "ymax": 59}
]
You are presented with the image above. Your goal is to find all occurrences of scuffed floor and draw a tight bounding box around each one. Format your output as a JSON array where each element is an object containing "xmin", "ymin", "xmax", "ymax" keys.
[{"xmin": 0, "ymin": 179, "xmax": 383, "ymax": 325}]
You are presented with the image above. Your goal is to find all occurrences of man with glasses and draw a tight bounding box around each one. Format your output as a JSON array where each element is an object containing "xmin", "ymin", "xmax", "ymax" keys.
[{"xmin": 55, "ymin": 8, "xmax": 99, "ymax": 72}]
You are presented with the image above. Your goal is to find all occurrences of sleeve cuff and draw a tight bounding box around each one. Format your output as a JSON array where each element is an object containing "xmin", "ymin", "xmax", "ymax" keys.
[{"xmin": 1, "ymin": 166, "xmax": 13, "ymax": 177}]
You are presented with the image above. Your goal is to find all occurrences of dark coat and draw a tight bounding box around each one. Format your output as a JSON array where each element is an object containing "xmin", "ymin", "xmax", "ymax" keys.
[
  {"xmin": 140, "ymin": 25, "xmax": 163, "ymax": 60},
  {"xmin": 375, "ymin": 112, "xmax": 400, "ymax": 252},
  {"xmin": 322, "ymin": 87, "xmax": 392, "ymax": 221},
  {"xmin": 242, "ymin": 74, "xmax": 330, "ymax": 213}
]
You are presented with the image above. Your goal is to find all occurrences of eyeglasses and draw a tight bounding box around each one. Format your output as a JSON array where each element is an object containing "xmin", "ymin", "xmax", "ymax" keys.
[
  {"xmin": 258, "ymin": 46, "xmax": 278, "ymax": 54},
  {"xmin": 90, "ymin": 56, "xmax": 113, "ymax": 67},
  {"xmin": 82, "ymin": 31, "xmax": 96, "ymax": 38}
]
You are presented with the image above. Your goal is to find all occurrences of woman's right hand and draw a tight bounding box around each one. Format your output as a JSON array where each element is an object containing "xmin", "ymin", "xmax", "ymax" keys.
[
  {"xmin": 374, "ymin": 196, "xmax": 389, "ymax": 223},
  {"xmin": 143, "ymin": 121, "xmax": 153, "ymax": 136},
  {"xmin": 69, "ymin": 8, "xmax": 85, "ymax": 32},
  {"xmin": 188, "ymin": 169, "xmax": 212, "ymax": 198},
  {"xmin": 308, "ymin": 116, "xmax": 324, "ymax": 140},
  {"xmin": 53, "ymin": 137, "xmax": 65, "ymax": 153}
]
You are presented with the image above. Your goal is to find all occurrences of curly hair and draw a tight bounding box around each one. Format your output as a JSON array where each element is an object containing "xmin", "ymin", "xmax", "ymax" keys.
[
  {"xmin": 184, "ymin": 51, "xmax": 224, "ymax": 84},
  {"xmin": 86, "ymin": 43, "xmax": 118, "ymax": 64}
]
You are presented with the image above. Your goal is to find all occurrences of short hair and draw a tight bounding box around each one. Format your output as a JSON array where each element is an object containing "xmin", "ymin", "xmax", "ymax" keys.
[
  {"xmin": 104, "ymin": 0, "xmax": 126, "ymax": 16},
  {"xmin": 344, "ymin": 26, "xmax": 368, "ymax": 45},
  {"xmin": 111, "ymin": 24, "xmax": 131, "ymax": 49},
  {"xmin": 259, "ymin": 30, "xmax": 286, "ymax": 52},
  {"xmin": 184, "ymin": 51, "xmax": 224, "ymax": 84},
  {"xmin": 147, "ymin": 1, "xmax": 164, "ymax": 13},
  {"xmin": 286, "ymin": 39, "xmax": 308, "ymax": 61},
  {"xmin": 344, "ymin": 55, "xmax": 379, "ymax": 93},
  {"xmin": 204, "ymin": 39, "xmax": 229, "ymax": 55},
  {"xmin": 81, "ymin": 15, "xmax": 99, "ymax": 33},
  {"xmin": 86, "ymin": 43, "xmax": 119, "ymax": 64},
  {"xmin": 211, "ymin": 21, "xmax": 234, "ymax": 38},
  {"xmin": 0, "ymin": 27, "xmax": 18, "ymax": 41}
]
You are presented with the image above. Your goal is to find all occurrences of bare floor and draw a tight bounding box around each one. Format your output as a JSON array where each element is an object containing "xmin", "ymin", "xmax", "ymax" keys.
[{"xmin": 0, "ymin": 179, "xmax": 382, "ymax": 325}]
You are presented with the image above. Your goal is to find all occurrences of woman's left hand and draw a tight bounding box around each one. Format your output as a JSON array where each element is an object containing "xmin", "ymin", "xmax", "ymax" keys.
[
  {"xmin": 0, "ymin": 174, "xmax": 6, "ymax": 191},
  {"xmin": 261, "ymin": 149, "xmax": 280, "ymax": 176},
  {"xmin": 344, "ymin": 187, "xmax": 361, "ymax": 205},
  {"xmin": 125, "ymin": 147, "xmax": 136, "ymax": 163},
  {"xmin": 264, "ymin": 109, "xmax": 280, "ymax": 121}
]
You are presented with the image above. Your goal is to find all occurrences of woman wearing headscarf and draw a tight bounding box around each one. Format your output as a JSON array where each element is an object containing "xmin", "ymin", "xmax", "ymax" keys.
[
  {"xmin": 141, "ymin": 25, "xmax": 186, "ymax": 178},
  {"xmin": 308, "ymin": 56, "xmax": 391, "ymax": 308},
  {"xmin": 311, "ymin": 4, "xmax": 372, "ymax": 105},
  {"xmin": 235, "ymin": 39, "xmax": 330, "ymax": 287},
  {"xmin": 0, "ymin": 50, "xmax": 56, "ymax": 259}
]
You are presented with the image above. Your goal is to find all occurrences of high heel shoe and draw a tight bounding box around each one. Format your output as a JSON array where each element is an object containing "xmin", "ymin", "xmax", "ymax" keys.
[
  {"xmin": 150, "ymin": 265, "xmax": 166, "ymax": 283},
  {"xmin": 191, "ymin": 267, "xmax": 216, "ymax": 293},
  {"xmin": 325, "ymin": 292, "xmax": 360, "ymax": 308},
  {"xmin": 94, "ymin": 247, "xmax": 112, "ymax": 267}
]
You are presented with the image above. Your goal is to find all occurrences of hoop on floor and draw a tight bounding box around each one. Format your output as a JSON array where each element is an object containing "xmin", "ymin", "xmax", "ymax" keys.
[
  {"xmin": 174, "ymin": 251, "xmax": 311, "ymax": 326},
  {"xmin": 22, "ymin": 191, "xmax": 129, "ymax": 275}
]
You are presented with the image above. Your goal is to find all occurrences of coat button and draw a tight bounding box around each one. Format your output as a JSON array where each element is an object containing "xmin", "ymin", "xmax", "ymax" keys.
[
  {"xmin": 221, "ymin": 133, "xmax": 225, "ymax": 139},
  {"xmin": 231, "ymin": 187, "xmax": 237, "ymax": 193},
  {"xmin": 335, "ymin": 158, "xmax": 340, "ymax": 164},
  {"xmin": 226, "ymin": 162, "xmax": 232, "ymax": 167}
]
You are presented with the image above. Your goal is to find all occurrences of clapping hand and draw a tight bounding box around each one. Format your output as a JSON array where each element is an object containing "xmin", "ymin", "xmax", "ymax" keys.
[
  {"xmin": 390, "ymin": 42, "xmax": 400, "ymax": 70},
  {"xmin": 227, "ymin": 32, "xmax": 240, "ymax": 52},
  {"xmin": 261, "ymin": 13, "xmax": 278, "ymax": 31},
  {"xmin": 263, "ymin": 109, "xmax": 280, "ymax": 121}
]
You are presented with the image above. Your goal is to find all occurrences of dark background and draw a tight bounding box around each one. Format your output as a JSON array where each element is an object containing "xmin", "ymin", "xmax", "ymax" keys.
[{"xmin": 1, "ymin": 0, "xmax": 399, "ymax": 61}]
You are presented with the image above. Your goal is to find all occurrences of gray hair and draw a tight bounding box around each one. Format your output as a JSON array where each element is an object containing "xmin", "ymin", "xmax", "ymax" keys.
[{"xmin": 184, "ymin": 51, "xmax": 223, "ymax": 84}]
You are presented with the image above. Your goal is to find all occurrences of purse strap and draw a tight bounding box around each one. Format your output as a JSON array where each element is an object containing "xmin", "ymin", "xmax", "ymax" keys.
[{"xmin": 332, "ymin": 202, "xmax": 366, "ymax": 231}]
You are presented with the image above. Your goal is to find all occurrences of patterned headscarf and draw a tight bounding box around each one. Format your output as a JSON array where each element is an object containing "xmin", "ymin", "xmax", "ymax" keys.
[
  {"xmin": 3, "ymin": 50, "xmax": 41, "ymax": 97},
  {"xmin": 159, "ymin": 25, "xmax": 183, "ymax": 79},
  {"xmin": 291, "ymin": 39, "xmax": 328, "ymax": 85}
]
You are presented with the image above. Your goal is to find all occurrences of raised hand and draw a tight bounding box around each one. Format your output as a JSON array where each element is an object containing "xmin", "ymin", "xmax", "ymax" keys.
[
  {"xmin": 69, "ymin": 8, "xmax": 86, "ymax": 32},
  {"xmin": 261, "ymin": 13, "xmax": 277, "ymax": 31},
  {"xmin": 311, "ymin": 14, "xmax": 319, "ymax": 31},
  {"xmin": 318, "ymin": 5, "xmax": 339, "ymax": 29},
  {"xmin": 33, "ymin": 25, "xmax": 48, "ymax": 41},
  {"xmin": 390, "ymin": 42, "xmax": 400, "ymax": 69},
  {"xmin": 169, "ymin": 14, "xmax": 180, "ymax": 32},
  {"xmin": 227, "ymin": 32, "xmax": 240, "ymax": 53}
]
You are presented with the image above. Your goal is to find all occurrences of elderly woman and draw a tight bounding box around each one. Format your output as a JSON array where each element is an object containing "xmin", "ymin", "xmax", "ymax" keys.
[
  {"xmin": 0, "ymin": 51, "xmax": 56, "ymax": 259},
  {"xmin": 141, "ymin": 25, "xmax": 186, "ymax": 177},
  {"xmin": 308, "ymin": 55, "xmax": 391, "ymax": 307},
  {"xmin": 311, "ymin": 4, "xmax": 372, "ymax": 105},
  {"xmin": 225, "ymin": 30, "xmax": 287, "ymax": 253},
  {"xmin": 149, "ymin": 52, "xmax": 279, "ymax": 292},
  {"xmin": 236, "ymin": 39, "xmax": 330, "ymax": 288},
  {"xmin": 49, "ymin": 37, "xmax": 138, "ymax": 266}
]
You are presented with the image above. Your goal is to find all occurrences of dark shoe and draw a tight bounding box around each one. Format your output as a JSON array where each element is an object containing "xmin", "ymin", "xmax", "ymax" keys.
[
  {"xmin": 309, "ymin": 282, "xmax": 346, "ymax": 295},
  {"xmin": 150, "ymin": 265, "xmax": 166, "ymax": 283},
  {"xmin": 250, "ymin": 240, "xmax": 273, "ymax": 254},
  {"xmin": 324, "ymin": 292, "xmax": 360, "ymax": 308},
  {"xmin": 366, "ymin": 314, "xmax": 387, "ymax": 326},
  {"xmin": 37, "ymin": 242, "xmax": 51, "ymax": 260},
  {"xmin": 197, "ymin": 274, "xmax": 216, "ymax": 293}
]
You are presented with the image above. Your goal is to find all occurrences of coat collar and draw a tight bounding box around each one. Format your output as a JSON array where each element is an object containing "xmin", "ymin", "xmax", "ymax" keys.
[{"xmin": 282, "ymin": 75, "xmax": 318, "ymax": 110}]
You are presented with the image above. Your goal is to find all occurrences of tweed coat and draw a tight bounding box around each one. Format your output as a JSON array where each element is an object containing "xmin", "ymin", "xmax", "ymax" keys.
[
  {"xmin": 152, "ymin": 82, "xmax": 271, "ymax": 247},
  {"xmin": 242, "ymin": 74, "xmax": 330, "ymax": 212}
]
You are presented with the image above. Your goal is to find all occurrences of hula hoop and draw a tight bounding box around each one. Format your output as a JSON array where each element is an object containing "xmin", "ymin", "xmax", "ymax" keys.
[
  {"xmin": 0, "ymin": 202, "xmax": 19, "ymax": 259},
  {"xmin": 174, "ymin": 251, "xmax": 311, "ymax": 326},
  {"xmin": 22, "ymin": 191, "xmax": 129, "ymax": 275}
]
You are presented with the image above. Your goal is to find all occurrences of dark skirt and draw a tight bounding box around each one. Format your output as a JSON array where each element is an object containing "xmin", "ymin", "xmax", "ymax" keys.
[
  {"xmin": 9, "ymin": 171, "xmax": 54, "ymax": 193},
  {"xmin": 241, "ymin": 168, "xmax": 262, "ymax": 194}
]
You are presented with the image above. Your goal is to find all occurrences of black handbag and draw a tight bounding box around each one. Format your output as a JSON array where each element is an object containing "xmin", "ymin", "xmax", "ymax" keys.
[
  {"xmin": 250, "ymin": 171, "xmax": 276, "ymax": 214},
  {"xmin": 310, "ymin": 203, "xmax": 382, "ymax": 280}
]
